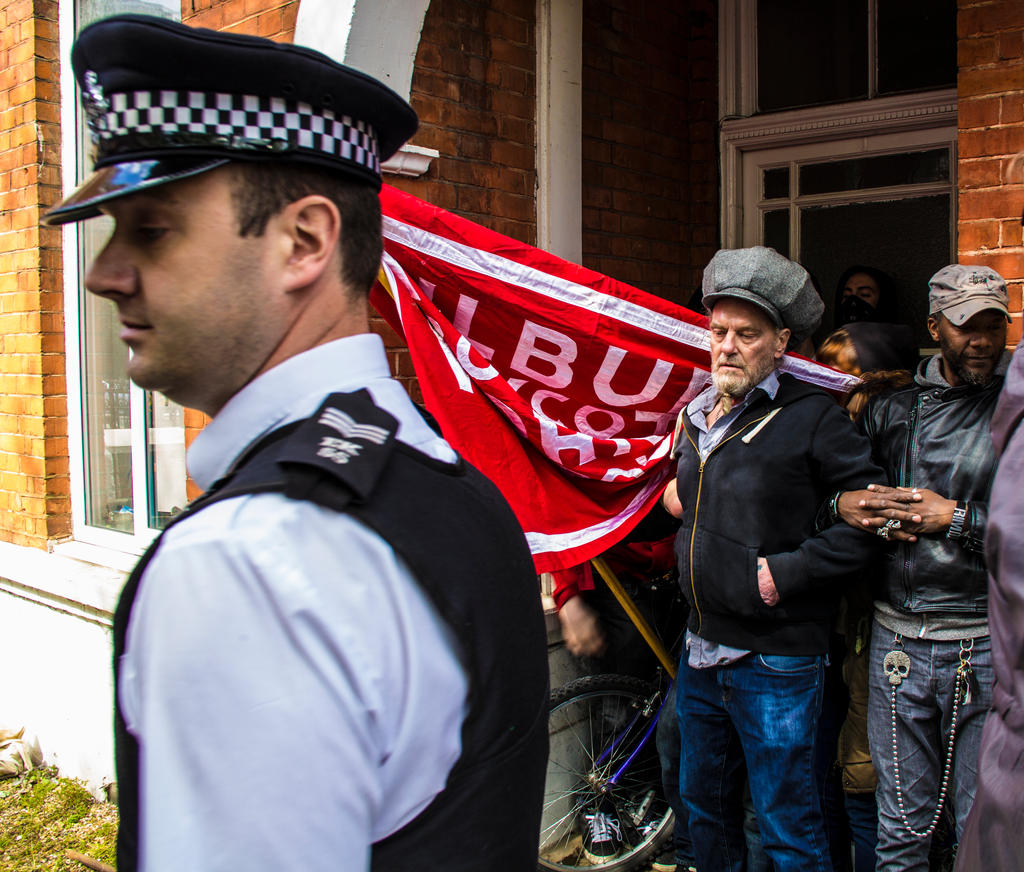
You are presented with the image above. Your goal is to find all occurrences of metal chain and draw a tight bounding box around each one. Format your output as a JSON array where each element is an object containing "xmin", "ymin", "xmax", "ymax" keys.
[{"xmin": 890, "ymin": 637, "xmax": 973, "ymax": 838}]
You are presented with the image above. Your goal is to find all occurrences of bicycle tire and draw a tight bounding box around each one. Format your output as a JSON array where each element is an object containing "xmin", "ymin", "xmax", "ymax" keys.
[{"xmin": 538, "ymin": 674, "xmax": 675, "ymax": 871}]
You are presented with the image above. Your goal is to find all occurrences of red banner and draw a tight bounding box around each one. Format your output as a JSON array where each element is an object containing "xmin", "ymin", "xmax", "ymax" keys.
[{"xmin": 373, "ymin": 185, "xmax": 855, "ymax": 573}]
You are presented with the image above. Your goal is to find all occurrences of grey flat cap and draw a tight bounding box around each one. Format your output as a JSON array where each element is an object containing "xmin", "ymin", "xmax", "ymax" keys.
[
  {"xmin": 702, "ymin": 246, "xmax": 824, "ymax": 343},
  {"xmin": 928, "ymin": 264, "xmax": 1010, "ymax": 326}
]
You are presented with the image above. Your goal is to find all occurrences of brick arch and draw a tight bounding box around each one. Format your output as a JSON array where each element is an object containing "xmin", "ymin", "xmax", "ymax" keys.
[{"xmin": 294, "ymin": 0, "xmax": 431, "ymax": 101}]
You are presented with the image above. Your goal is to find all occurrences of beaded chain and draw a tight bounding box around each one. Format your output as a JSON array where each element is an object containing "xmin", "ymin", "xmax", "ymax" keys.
[{"xmin": 889, "ymin": 637, "xmax": 974, "ymax": 838}]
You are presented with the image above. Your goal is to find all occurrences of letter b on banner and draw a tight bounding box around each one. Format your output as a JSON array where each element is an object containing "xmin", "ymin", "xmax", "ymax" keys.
[{"xmin": 511, "ymin": 321, "xmax": 578, "ymax": 389}]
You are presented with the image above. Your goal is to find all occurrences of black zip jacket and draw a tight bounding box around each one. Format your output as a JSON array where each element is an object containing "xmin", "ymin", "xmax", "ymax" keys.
[
  {"xmin": 674, "ymin": 373, "xmax": 882, "ymax": 655},
  {"xmin": 859, "ymin": 354, "xmax": 1005, "ymax": 615}
]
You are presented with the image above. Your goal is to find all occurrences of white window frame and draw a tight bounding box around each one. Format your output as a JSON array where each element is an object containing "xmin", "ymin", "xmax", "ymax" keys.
[{"xmin": 733, "ymin": 110, "xmax": 958, "ymax": 254}]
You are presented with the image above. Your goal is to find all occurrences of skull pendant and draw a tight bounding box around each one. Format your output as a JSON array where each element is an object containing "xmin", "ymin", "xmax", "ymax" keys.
[{"xmin": 883, "ymin": 650, "xmax": 911, "ymax": 686}]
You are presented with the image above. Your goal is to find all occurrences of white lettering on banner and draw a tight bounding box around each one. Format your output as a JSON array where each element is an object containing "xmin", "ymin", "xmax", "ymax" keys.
[
  {"xmin": 635, "ymin": 369, "xmax": 710, "ymax": 433},
  {"xmin": 425, "ymin": 315, "xmax": 474, "ymax": 392},
  {"xmin": 635, "ymin": 409, "xmax": 681, "ymax": 433},
  {"xmin": 594, "ymin": 347, "xmax": 673, "ymax": 406},
  {"xmin": 452, "ymin": 295, "xmax": 499, "ymax": 381},
  {"xmin": 511, "ymin": 321, "xmax": 578, "ymax": 388},
  {"xmin": 456, "ymin": 337, "xmax": 499, "ymax": 381},
  {"xmin": 602, "ymin": 466, "xmax": 645, "ymax": 482},
  {"xmin": 530, "ymin": 389, "xmax": 570, "ymax": 425},
  {"xmin": 539, "ymin": 417, "xmax": 597, "ymax": 467},
  {"xmin": 453, "ymin": 295, "xmax": 497, "ymax": 361},
  {"xmin": 574, "ymin": 405, "xmax": 625, "ymax": 439}
]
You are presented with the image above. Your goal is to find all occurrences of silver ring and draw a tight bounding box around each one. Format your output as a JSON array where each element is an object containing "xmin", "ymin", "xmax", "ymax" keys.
[
  {"xmin": 876, "ymin": 525, "xmax": 890, "ymax": 539},
  {"xmin": 884, "ymin": 519, "xmax": 901, "ymax": 531}
]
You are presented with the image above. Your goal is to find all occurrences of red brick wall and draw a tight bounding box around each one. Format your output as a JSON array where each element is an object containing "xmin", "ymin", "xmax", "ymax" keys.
[
  {"xmin": 379, "ymin": 0, "xmax": 537, "ymax": 399},
  {"xmin": 0, "ymin": 0, "xmax": 69, "ymax": 548},
  {"xmin": 182, "ymin": 0, "xmax": 297, "ymax": 38},
  {"xmin": 396, "ymin": 0, "xmax": 537, "ymax": 243},
  {"xmin": 958, "ymin": 0, "xmax": 1024, "ymax": 345},
  {"xmin": 581, "ymin": 0, "xmax": 718, "ymax": 308}
]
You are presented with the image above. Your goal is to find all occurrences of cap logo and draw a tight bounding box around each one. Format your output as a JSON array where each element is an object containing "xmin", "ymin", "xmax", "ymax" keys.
[
  {"xmin": 82, "ymin": 71, "xmax": 110, "ymax": 142},
  {"xmin": 970, "ymin": 273, "xmax": 988, "ymax": 284}
]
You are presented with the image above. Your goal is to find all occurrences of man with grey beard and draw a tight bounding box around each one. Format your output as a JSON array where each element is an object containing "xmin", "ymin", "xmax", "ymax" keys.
[
  {"xmin": 668, "ymin": 247, "xmax": 882, "ymax": 872},
  {"xmin": 833, "ymin": 265, "xmax": 1010, "ymax": 872}
]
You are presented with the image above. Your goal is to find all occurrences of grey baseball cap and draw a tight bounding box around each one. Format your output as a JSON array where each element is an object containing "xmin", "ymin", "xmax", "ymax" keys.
[
  {"xmin": 701, "ymin": 246, "xmax": 824, "ymax": 343},
  {"xmin": 928, "ymin": 265, "xmax": 1010, "ymax": 326}
]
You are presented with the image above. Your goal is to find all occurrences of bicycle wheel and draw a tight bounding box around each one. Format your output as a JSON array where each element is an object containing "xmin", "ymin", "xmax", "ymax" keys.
[{"xmin": 539, "ymin": 674, "xmax": 675, "ymax": 871}]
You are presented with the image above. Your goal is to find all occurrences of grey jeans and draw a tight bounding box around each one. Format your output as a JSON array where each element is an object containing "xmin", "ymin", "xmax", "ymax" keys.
[{"xmin": 867, "ymin": 620, "xmax": 992, "ymax": 872}]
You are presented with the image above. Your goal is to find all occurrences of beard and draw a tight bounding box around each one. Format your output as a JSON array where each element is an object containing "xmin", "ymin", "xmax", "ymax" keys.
[
  {"xmin": 712, "ymin": 351, "xmax": 778, "ymax": 399},
  {"xmin": 941, "ymin": 342, "xmax": 998, "ymax": 386}
]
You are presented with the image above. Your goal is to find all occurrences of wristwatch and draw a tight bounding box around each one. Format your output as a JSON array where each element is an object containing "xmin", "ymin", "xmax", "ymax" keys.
[{"xmin": 946, "ymin": 501, "xmax": 968, "ymax": 541}]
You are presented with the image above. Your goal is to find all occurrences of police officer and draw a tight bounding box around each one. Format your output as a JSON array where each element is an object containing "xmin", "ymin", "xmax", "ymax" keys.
[{"xmin": 45, "ymin": 15, "xmax": 548, "ymax": 872}]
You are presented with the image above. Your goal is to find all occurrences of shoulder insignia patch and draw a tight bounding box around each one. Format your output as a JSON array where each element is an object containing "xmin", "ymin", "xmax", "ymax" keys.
[{"xmin": 278, "ymin": 390, "xmax": 398, "ymax": 500}]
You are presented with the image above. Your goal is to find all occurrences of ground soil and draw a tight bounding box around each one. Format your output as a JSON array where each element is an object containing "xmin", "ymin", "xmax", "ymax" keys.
[{"xmin": 0, "ymin": 767, "xmax": 117, "ymax": 871}]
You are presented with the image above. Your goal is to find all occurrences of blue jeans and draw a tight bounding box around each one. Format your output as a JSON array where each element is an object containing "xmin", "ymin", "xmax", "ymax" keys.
[
  {"xmin": 867, "ymin": 624, "xmax": 992, "ymax": 872},
  {"xmin": 677, "ymin": 652, "xmax": 831, "ymax": 872}
]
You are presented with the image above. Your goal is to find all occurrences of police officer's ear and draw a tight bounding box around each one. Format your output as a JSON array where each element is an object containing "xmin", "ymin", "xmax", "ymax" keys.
[{"xmin": 274, "ymin": 194, "xmax": 342, "ymax": 294}]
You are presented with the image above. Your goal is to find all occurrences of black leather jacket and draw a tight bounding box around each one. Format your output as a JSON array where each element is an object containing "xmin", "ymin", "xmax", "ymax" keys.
[{"xmin": 860, "ymin": 353, "xmax": 1008, "ymax": 615}]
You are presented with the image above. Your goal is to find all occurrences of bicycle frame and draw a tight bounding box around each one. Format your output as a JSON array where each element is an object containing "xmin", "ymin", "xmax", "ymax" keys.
[{"xmin": 595, "ymin": 679, "xmax": 673, "ymax": 789}]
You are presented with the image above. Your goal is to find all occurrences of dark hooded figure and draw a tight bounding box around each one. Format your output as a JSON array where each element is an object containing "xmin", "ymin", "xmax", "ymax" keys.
[
  {"xmin": 834, "ymin": 265, "xmax": 900, "ymax": 328},
  {"xmin": 817, "ymin": 321, "xmax": 920, "ymax": 376}
]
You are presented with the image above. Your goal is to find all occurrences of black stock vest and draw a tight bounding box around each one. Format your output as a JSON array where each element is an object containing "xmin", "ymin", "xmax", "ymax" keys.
[{"xmin": 113, "ymin": 389, "xmax": 549, "ymax": 871}]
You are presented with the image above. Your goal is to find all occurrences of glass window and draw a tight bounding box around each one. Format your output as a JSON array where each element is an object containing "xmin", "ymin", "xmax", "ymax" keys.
[
  {"xmin": 762, "ymin": 167, "xmax": 789, "ymax": 200},
  {"xmin": 755, "ymin": 0, "xmax": 955, "ymax": 113},
  {"xmin": 762, "ymin": 209, "xmax": 790, "ymax": 258},
  {"xmin": 757, "ymin": 0, "xmax": 867, "ymax": 112},
  {"xmin": 800, "ymin": 194, "xmax": 951, "ymax": 348},
  {"xmin": 798, "ymin": 149, "xmax": 949, "ymax": 196},
  {"xmin": 877, "ymin": 0, "xmax": 957, "ymax": 95},
  {"xmin": 69, "ymin": 0, "xmax": 185, "ymax": 541}
]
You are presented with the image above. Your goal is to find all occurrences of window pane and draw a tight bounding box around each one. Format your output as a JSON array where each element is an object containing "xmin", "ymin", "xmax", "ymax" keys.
[
  {"xmin": 77, "ymin": 0, "xmax": 177, "ymax": 31},
  {"xmin": 79, "ymin": 220, "xmax": 134, "ymax": 532},
  {"xmin": 763, "ymin": 209, "xmax": 790, "ymax": 258},
  {"xmin": 799, "ymin": 194, "xmax": 951, "ymax": 348},
  {"xmin": 757, "ymin": 0, "xmax": 867, "ymax": 112},
  {"xmin": 74, "ymin": 0, "xmax": 181, "ymax": 534},
  {"xmin": 799, "ymin": 149, "xmax": 949, "ymax": 196},
  {"xmin": 762, "ymin": 167, "xmax": 789, "ymax": 200},
  {"xmin": 146, "ymin": 394, "xmax": 187, "ymax": 529},
  {"xmin": 877, "ymin": 0, "xmax": 956, "ymax": 95}
]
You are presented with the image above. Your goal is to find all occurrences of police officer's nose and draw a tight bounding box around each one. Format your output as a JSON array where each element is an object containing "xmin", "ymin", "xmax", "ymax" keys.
[{"xmin": 85, "ymin": 239, "xmax": 137, "ymax": 300}]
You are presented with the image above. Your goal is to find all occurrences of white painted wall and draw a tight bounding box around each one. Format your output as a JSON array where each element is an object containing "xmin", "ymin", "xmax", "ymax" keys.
[
  {"xmin": 0, "ymin": 542, "xmax": 125, "ymax": 796},
  {"xmin": 293, "ymin": 0, "xmax": 431, "ymax": 99}
]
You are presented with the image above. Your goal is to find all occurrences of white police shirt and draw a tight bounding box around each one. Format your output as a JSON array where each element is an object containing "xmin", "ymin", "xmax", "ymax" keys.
[{"xmin": 118, "ymin": 333, "xmax": 468, "ymax": 872}]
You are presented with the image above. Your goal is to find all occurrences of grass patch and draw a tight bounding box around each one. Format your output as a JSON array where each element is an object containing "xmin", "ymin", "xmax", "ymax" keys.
[{"xmin": 0, "ymin": 767, "xmax": 117, "ymax": 871}]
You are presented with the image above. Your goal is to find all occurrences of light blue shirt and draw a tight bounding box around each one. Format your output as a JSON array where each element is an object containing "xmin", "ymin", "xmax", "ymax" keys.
[
  {"xmin": 685, "ymin": 369, "xmax": 780, "ymax": 459},
  {"xmin": 683, "ymin": 370, "xmax": 780, "ymax": 668},
  {"xmin": 119, "ymin": 334, "xmax": 468, "ymax": 872}
]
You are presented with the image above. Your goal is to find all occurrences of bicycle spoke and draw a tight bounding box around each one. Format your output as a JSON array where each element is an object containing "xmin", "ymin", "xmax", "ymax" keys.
[{"xmin": 540, "ymin": 676, "xmax": 675, "ymax": 871}]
